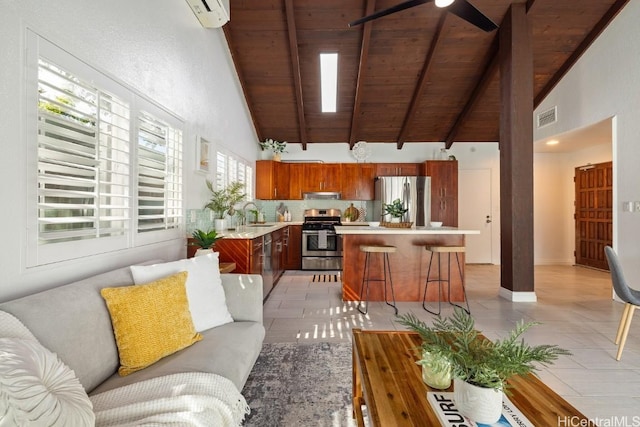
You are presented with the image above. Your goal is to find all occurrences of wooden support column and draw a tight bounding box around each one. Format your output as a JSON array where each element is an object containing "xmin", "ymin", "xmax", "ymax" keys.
[{"xmin": 499, "ymin": 3, "xmax": 535, "ymax": 300}]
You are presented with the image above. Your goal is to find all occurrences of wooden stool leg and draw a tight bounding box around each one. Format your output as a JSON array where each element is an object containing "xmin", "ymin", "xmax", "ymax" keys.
[
  {"xmin": 617, "ymin": 304, "xmax": 635, "ymax": 361},
  {"xmin": 383, "ymin": 253, "xmax": 398, "ymax": 315}
]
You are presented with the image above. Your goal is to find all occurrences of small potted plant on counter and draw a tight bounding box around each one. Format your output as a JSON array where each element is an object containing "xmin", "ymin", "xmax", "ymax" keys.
[
  {"xmin": 396, "ymin": 308, "xmax": 571, "ymax": 424},
  {"xmin": 382, "ymin": 198, "xmax": 408, "ymax": 225},
  {"xmin": 189, "ymin": 229, "xmax": 223, "ymax": 256}
]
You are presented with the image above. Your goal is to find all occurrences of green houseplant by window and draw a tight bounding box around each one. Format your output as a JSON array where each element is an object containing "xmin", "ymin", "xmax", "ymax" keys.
[
  {"xmin": 396, "ymin": 308, "xmax": 571, "ymax": 423},
  {"xmin": 204, "ymin": 180, "xmax": 246, "ymax": 231}
]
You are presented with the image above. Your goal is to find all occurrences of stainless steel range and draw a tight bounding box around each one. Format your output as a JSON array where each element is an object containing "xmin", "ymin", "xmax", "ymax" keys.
[{"xmin": 302, "ymin": 208, "xmax": 342, "ymax": 270}]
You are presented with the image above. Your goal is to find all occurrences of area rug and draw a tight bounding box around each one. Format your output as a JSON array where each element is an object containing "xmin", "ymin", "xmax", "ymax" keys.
[
  {"xmin": 312, "ymin": 274, "xmax": 340, "ymax": 282},
  {"xmin": 241, "ymin": 342, "xmax": 361, "ymax": 426}
]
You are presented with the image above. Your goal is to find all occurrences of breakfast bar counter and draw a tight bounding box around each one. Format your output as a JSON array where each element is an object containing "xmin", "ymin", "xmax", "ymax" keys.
[{"xmin": 335, "ymin": 225, "xmax": 480, "ymax": 302}]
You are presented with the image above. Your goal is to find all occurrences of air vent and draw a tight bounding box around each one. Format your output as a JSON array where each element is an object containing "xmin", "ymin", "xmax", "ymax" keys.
[{"xmin": 537, "ymin": 106, "xmax": 557, "ymax": 128}]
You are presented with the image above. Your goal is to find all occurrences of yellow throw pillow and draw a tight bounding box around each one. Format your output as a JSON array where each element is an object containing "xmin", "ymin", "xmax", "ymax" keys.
[{"xmin": 100, "ymin": 271, "xmax": 202, "ymax": 376}]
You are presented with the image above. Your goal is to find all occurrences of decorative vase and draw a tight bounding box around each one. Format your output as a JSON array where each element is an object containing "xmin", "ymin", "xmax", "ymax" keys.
[
  {"xmin": 272, "ymin": 152, "xmax": 281, "ymax": 162},
  {"xmin": 453, "ymin": 378, "xmax": 503, "ymax": 424},
  {"xmin": 195, "ymin": 248, "xmax": 214, "ymax": 257},
  {"xmin": 214, "ymin": 218, "xmax": 226, "ymax": 232},
  {"xmin": 419, "ymin": 351, "xmax": 452, "ymax": 390}
]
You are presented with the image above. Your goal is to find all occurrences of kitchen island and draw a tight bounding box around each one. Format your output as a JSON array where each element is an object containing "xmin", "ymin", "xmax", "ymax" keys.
[{"xmin": 335, "ymin": 225, "xmax": 480, "ymax": 302}]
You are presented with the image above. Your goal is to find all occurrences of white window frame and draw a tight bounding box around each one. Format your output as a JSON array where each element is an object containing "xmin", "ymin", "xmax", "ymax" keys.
[
  {"xmin": 215, "ymin": 148, "xmax": 254, "ymax": 201},
  {"xmin": 25, "ymin": 31, "xmax": 184, "ymax": 267}
]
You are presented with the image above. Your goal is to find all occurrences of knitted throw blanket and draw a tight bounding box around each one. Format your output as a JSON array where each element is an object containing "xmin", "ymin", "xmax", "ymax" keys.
[{"xmin": 90, "ymin": 372, "xmax": 250, "ymax": 427}]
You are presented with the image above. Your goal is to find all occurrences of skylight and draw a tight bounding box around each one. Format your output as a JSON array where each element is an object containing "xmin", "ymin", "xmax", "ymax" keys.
[{"xmin": 320, "ymin": 53, "xmax": 338, "ymax": 113}]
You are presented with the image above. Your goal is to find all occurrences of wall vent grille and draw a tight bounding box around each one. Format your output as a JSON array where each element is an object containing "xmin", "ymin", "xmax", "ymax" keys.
[{"xmin": 537, "ymin": 106, "xmax": 557, "ymax": 128}]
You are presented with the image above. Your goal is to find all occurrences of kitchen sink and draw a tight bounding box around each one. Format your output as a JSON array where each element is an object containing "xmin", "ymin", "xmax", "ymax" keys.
[{"xmin": 247, "ymin": 224, "xmax": 273, "ymax": 228}]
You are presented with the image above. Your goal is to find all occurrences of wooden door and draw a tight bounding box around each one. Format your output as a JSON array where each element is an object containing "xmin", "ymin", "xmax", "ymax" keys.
[{"xmin": 575, "ymin": 161, "xmax": 612, "ymax": 270}]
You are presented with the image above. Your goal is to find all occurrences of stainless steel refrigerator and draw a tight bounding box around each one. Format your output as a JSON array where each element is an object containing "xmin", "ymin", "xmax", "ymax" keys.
[{"xmin": 374, "ymin": 176, "xmax": 431, "ymax": 225}]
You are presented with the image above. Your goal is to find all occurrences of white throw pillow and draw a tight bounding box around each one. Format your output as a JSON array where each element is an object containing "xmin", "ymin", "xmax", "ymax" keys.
[
  {"xmin": 0, "ymin": 338, "xmax": 95, "ymax": 426},
  {"xmin": 130, "ymin": 253, "xmax": 233, "ymax": 331}
]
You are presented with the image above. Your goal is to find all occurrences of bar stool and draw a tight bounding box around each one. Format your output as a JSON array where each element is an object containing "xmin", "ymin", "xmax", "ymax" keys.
[
  {"xmin": 422, "ymin": 245, "xmax": 470, "ymax": 315},
  {"xmin": 357, "ymin": 245, "xmax": 398, "ymax": 315}
]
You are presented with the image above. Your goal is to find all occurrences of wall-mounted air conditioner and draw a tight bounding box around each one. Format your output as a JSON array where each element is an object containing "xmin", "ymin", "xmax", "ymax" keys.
[{"xmin": 185, "ymin": 0, "xmax": 230, "ymax": 28}]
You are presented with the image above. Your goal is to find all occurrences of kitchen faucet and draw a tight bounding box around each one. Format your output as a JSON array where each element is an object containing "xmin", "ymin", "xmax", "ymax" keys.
[{"xmin": 242, "ymin": 201, "xmax": 259, "ymax": 226}]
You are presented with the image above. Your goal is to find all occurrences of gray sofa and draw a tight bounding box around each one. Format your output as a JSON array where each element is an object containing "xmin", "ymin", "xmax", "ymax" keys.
[{"xmin": 0, "ymin": 262, "xmax": 265, "ymax": 398}]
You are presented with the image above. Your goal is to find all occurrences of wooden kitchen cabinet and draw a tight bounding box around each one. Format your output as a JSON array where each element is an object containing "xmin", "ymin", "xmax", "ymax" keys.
[
  {"xmin": 282, "ymin": 225, "xmax": 302, "ymax": 270},
  {"xmin": 288, "ymin": 163, "xmax": 304, "ymax": 200},
  {"xmin": 376, "ymin": 163, "xmax": 421, "ymax": 176},
  {"xmin": 423, "ymin": 160, "xmax": 458, "ymax": 226},
  {"xmin": 256, "ymin": 160, "xmax": 290, "ymax": 200},
  {"xmin": 341, "ymin": 163, "xmax": 375, "ymax": 200},
  {"xmin": 302, "ymin": 163, "xmax": 342, "ymax": 193}
]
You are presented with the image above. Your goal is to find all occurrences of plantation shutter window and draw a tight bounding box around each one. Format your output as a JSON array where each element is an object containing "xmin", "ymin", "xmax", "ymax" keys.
[
  {"xmin": 37, "ymin": 59, "xmax": 131, "ymax": 245},
  {"xmin": 137, "ymin": 112, "xmax": 183, "ymax": 233}
]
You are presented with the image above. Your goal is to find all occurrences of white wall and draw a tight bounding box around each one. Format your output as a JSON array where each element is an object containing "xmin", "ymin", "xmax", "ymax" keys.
[
  {"xmin": 534, "ymin": 1, "xmax": 640, "ymax": 283},
  {"xmin": 0, "ymin": 0, "xmax": 258, "ymax": 301}
]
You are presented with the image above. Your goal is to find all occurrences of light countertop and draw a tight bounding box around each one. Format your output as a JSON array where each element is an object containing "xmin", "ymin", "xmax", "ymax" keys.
[
  {"xmin": 214, "ymin": 222, "xmax": 302, "ymax": 239},
  {"xmin": 334, "ymin": 225, "xmax": 480, "ymax": 235}
]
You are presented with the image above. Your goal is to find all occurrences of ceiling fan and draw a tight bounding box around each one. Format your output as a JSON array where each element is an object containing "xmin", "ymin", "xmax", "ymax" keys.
[{"xmin": 348, "ymin": 0, "xmax": 498, "ymax": 32}]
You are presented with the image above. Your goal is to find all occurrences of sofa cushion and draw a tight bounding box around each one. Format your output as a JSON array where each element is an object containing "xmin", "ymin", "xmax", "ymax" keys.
[
  {"xmin": 100, "ymin": 271, "xmax": 202, "ymax": 376},
  {"xmin": 90, "ymin": 321, "xmax": 266, "ymax": 395},
  {"xmin": 0, "ymin": 263, "xmax": 156, "ymax": 393},
  {"xmin": 0, "ymin": 337, "xmax": 95, "ymax": 426},
  {"xmin": 130, "ymin": 253, "xmax": 233, "ymax": 332}
]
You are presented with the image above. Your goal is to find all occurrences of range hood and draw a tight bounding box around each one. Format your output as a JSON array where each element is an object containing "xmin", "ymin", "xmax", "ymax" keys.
[{"xmin": 303, "ymin": 192, "xmax": 341, "ymax": 200}]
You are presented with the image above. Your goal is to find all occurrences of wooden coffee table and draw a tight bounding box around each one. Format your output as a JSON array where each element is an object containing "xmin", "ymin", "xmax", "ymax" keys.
[{"xmin": 352, "ymin": 329, "xmax": 592, "ymax": 426}]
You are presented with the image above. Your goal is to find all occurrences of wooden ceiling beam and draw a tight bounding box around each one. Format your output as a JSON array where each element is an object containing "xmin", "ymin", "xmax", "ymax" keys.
[
  {"xmin": 348, "ymin": 0, "xmax": 376, "ymax": 150},
  {"xmin": 222, "ymin": 25, "xmax": 263, "ymax": 143},
  {"xmin": 533, "ymin": 0, "xmax": 630, "ymax": 108},
  {"xmin": 284, "ymin": 0, "xmax": 308, "ymax": 150},
  {"xmin": 443, "ymin": 0, "xmax": 537, "ymax": 149},
  {"xmin": 396, "ymin": 13, "xmax": 447, "ymax": 150},
  {"xmin": 444, "ymin": 39, "xmax": 499, "ymax": 149}
]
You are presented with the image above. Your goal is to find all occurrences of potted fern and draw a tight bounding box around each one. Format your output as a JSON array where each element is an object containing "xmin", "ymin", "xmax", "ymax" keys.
[{"xmin": 396, "ymin": 308, "xmax": 571, "ymax": 424}]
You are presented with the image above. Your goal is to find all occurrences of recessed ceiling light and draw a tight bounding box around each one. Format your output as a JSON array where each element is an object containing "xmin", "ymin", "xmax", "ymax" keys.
[
  {"xmin": 546, "ymin": 140, "xmax": 559, "ymax": 145},
  {"xmin": 435, "ymin": 0, "xmax": 455, "ymax": 7},
  {"xmin": 320, "ymin": 53, "xmax": 338, "ymax": 113}
]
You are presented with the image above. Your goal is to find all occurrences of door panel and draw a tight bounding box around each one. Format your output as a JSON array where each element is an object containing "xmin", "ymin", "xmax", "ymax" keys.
[
  {"xmin": 458, "ymin": 169, "xmax": 492, "ymax": 264},
  {"xmin": 575, "ymin": 161, "xmax": 612, "ymax": 270}
]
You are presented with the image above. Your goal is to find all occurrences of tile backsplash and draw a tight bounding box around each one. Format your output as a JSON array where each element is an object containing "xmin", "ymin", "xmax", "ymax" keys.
[{"xmin": 186, "ymin": 200, "xmax": 374, "ymax": 233}]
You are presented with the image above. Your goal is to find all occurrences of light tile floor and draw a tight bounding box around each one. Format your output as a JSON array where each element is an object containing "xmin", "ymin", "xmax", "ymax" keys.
[{"xmin": 263, "ymin": 265, "xmax": 640, "ymax": 423}]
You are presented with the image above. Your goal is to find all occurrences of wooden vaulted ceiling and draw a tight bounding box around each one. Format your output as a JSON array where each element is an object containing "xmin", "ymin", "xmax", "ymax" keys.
[{"xmin": 223, "ymin": 0, "xmax": 629, "ymax": 150}]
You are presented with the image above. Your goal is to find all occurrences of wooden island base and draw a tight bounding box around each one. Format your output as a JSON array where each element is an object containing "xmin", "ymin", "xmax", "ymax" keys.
[{"xmin": 341, "ymin": 233, "xmax": 467, "ymax": 302}]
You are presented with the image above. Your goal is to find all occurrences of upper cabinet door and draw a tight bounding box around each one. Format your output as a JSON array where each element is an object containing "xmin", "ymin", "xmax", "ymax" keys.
[
  {"xmin": 302, "ymin": 163, "xmax": 342, "ymax": 192},
  {"xmin": 424, "ymin": 160, "xmax": 458, "ymax": 226},
  {"xmin": 375, "ymin": 163, "xmax": 420, "ymax": 176},
  {"xmin": 255, "ymin": 160, "xmax": 290, "ymax": 200},
  {"xmin": 341, "ymin": 164, "xmax": 375, "ymax": 200}
]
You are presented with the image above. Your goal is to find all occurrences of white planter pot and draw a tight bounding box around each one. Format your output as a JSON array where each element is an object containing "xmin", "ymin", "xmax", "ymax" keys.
[
  {"xmin": 453, "ymin": 378, "xmax": 502, "ymax": 424},
  {"xmin": 214, "ymin": 219, "xmax": 226, "ymax": 232},
  {"xmin": 195, "ymin": 248, "xmax": 214, "ymax": 257},
  {"xmin": 390, "ymin": 217, "xmax": 401, "ymax": 223},
  {"xmin": 419, "ymin": 351, "xmax": 452, "ymax": 390}
]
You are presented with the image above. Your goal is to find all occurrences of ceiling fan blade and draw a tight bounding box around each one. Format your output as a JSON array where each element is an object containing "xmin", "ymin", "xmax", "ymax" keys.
[
  {"xmin": 446, "ymin": 0, "xmax": 498, "ymax": 32},
  {"xmin": 348, "ymin": 0, "xmax": 433, "ymax": 27}
]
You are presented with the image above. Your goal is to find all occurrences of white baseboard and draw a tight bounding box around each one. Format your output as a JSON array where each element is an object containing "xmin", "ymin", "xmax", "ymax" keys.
[{"xmin": 498, "ymin": 287, "xmax": 537, "ymax": 302}]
